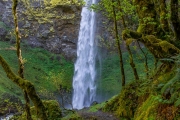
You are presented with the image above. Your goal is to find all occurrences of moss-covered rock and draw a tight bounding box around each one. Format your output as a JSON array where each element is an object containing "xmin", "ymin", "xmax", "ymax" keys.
[
  {"xmin": 134, "ymin": 95, "xmax": 159, "ymax": 120},
  {"xmin": 61, "ymin": 112, "xmax": 83, "ymax": 120},
  {"xmin": 103, "ymin": 65, "xmax": 180, "ymax": 119},
  {"xmin": 103, "ymin": 81, "xmax": 139, "ymax": 119},
  {"xmin": 18, "ymin": 100, "xmax": 62, "ymax": 120}
]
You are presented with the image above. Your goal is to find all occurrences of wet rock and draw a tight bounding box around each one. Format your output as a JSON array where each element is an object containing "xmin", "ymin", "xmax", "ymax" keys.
[
  {"xmin": 0, "ymin": 0, "xmax": 81, "ymax": 60},
  {"xmin": 23, "ymin": 21, "xmax": 31, "ymax": 28},
  {"xmin": 91, "ymin": 101, "xmax": 98, "ymax": 106},
  {"xmin": 0, "ymin": 28, "xmax": 7, "ymax": 40}
]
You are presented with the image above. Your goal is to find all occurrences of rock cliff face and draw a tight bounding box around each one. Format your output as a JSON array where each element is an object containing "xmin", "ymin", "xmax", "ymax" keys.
[{"xmin": 0, "ymin": 0, "xmax": 81, "ymax": 60}]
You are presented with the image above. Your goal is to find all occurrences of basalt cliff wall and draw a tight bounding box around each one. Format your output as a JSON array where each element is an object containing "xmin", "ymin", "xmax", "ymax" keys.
[{"xmin": 0, "ymin": 0, "xmax": 83, "ymax": 60}]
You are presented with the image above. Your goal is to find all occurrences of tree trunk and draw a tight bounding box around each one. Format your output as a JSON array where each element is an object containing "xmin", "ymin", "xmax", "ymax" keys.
[
  {"xmin": 170, "ymin": 0, "xmax": 180, "ymax": 41},
  {"xmin": 12, "ymin": 0, "xmax": 32, "ymax": 119},
  {"xmin": 0, "ymin": 55, "xmax": 48, "ymax": 120},
  {"xmin": 117, "ymin": 0, "xmax": 139, "ymax": 81},
  {"xmin": 112, "ymin": 0, "xmax": 126, "ymax": 86},
  {"xmin": 159, "ymin": 0, "xmax": 169, "ymax": 33}
]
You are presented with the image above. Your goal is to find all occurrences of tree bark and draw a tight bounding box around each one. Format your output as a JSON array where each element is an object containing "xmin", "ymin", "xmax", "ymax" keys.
[
  {"xmin": 159, "ymin": 0, "xmax": 169, "ymax": 33},
  {"xmin": 122, "ymin": 30, "xmax": 180, "ymax": 59},
  {"xmin": 117, "ymin": 0, "xmax": 139, "ymax": 81},
  {"xmin": 12, "ymin": 0, "xmax": 32, "ymax": 119},
  {"xmin": 112, "ymin": 0, "xmax": 126, "ymax": 86},
  {"xmin": 0, "ymin": 55, "xmax": 48, "ymax": 120},
  {"xmin": 133, "ymin": 0, "xmax": 158, "ymax": 35},
  {"xmin": 170, "ymin": 0, "xmax": 180, "ymax": 41}
]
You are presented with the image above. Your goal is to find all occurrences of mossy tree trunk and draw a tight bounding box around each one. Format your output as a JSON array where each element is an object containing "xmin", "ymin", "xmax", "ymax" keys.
[
  {"xmin": 117, "ymin": 0, "xmax": 139, "ymax": 81},
  {"xmin": 159, "ymin": 0, "xmax": 169, "ymax": 33},
  {"xmin": 0, "ymin": 55, "xmax": 47, "ymax": 120},
  {"xmin": 11, "ymin": 0, "xmax": 47, "ymax": 119},
  {"xmin": 112, "ymin": 0, "xmax": 126, "ymax": 86},
  {"xmin": 170, "ymin": 0, "xmax": 180, "ymax": 41},
  {"xmin": 12, "ymin": 0, "xmax": 32, "ymax": 119},
  {"xmin": 134, "ymin": 0, "xmax": 159, "ymax": 35},
  {"xmin": 122, "ymin": 0, "xmax": 180, "ymax": 73}
]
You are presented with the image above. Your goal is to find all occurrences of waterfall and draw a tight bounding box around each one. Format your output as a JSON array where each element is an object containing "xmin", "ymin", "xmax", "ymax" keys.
[{"xmin": 72, "ymin": 0, "xmax": 97, "ymax": 109}]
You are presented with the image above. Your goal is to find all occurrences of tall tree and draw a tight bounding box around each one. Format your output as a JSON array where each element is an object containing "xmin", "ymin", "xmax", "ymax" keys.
[
  {"xmin": 12, "ymin": 0, "xmax": 32, "ymax": 119},
  {"xmin": 116, "ymin": 0, "xmax": 139, "ymax": 81},
  {"xmin": 0, "ymin": 0, "xmax": 49, "ymax": 119},
  {"xmin": 111, "ymin": 0, "xmax": 126, "ymax": 86},
  {"xmin": 122, "ymin": 0, "xmax": 180, "ymax": 73}
]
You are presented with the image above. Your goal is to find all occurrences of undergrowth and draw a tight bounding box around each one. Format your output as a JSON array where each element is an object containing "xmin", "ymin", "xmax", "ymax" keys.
[
  {"xmin": 0, "ymin": 41, "xmax": 74, "ymax": 101},
  {"xmin": 102, "ymin": 55, "xmax": 180, "ymax": 119},
  {"xmin": 96, "ymin": 47, "xmax": 154, "ymax": 101}
]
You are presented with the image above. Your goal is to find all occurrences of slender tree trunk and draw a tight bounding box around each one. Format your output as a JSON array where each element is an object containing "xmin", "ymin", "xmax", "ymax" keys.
[
  {"xmin": 117, "ymin": 0, "xmax": 126, "ymax": 29},
  {"xmin": 117, "ymin": 0, "xmax": 139, "ymax": 80},
  {"xmin": 170, "ymin": 0, "xmax": 180, "ymax": 41},
  {"xmin": 0, "ymin": 55, "xmax": 48, "ymax": 120},
  {"xmin": 126, "ymin": 45, "xmax": 139, "ymax": 80},
  {"xmin": 12, "ymin": 0, "xmax": 35, "ymax": 119},
  {"xmin": 159, "ymin": 0, "xmax": 169, "ymax": 32},
  {"xmin": 112, "ymin": 0, "xmax": 126, "ymax": 86},
  {"xmin": 137, "ymin": 41, "xmax": 149, "ymax": 78}
]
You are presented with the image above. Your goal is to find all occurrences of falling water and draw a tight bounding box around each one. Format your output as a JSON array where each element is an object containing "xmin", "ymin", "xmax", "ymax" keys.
[{"xmin": 72, "ymin": 0, "xmax": 97, "ymax": 109}]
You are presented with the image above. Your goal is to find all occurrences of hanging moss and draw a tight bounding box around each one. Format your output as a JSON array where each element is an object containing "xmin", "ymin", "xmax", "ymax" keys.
[{"xmin": 122, "ymin": 30, "xmax": 180, "ymax": 60}]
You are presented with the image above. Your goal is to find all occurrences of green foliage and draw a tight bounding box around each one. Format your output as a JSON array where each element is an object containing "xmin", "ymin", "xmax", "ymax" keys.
[
  {"xmin": 92, "ymin": 0, "xmax": 137, "ymax": 28},
  {"xmin": 102, "ymin": 95, "xmax": 119, "ymax": 112},
  {"xmin": 61, "ymin": 112, "xmax": 83, "ymax": 120},
  {"xmin": 20, "ymin": 0, "xmax": 82, "ymax": 24},
  {"xmin": 0, "ymin": 22, "xmax": 10, "ymax": 31},
  {"xmin": 134, "ymin": 95, "xmax": 159, "ymax": 120},
  {"xmin": 0, "ymin": 41, "xmax": 74, "ymax": 100},
  {"xmin": 97, "ymin": 48, "xmax": 154, "ymax": 96},
  {"xmin": 88, "ymin": 102, "xmax": 106, "ymax": 112},
  {"xmin": 103, "ymin": 81, "xmax": 139, "ymax": 119},
  {"xmin": 17, "ymin": 100, "xmax": 62, "ymax": 120},
  {"xmin": 104, "ymin": 60, "xmax": 180, "ymax": 119},
  {"xmin": 48, "ymin": 0, "xmax": 83, "ymax": 6}
]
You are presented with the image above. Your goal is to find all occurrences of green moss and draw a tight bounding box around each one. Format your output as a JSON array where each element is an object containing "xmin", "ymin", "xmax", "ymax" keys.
[
  {"xmin": 88, "ymin": 102, "xmax": 106, "ymax": 112},
  {"xmin": 0, "ymin": 41, "xmax": 73, "ymax": 100},
  {"xmin": 103, "ymin": 81, "xmax": 140, "ymax": 119},
  {"xmin": 103, "ymin": 95, "xmax": 119, "ymax": 112},
  {"xmin": 18, "ymin": 100, "xmax": 62, "ymax": 120},
  {"xmin": 61, "ymin": 112, "xmax": 83, "ymax": 120},
  {"xmin": 134, "ymin": 95, "xmax": 159, "ymax": 120},
  {"xmin": 97, "ymin": 49, "xmax": 154, "ymax": 97}
]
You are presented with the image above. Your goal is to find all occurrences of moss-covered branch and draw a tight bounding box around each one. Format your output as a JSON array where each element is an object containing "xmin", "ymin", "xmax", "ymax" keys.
[
  {"xmin": 0, "ymin": 55, "xmax": 47, "ymax": 120},
  {"xmin": 13, "ymin": 0, "xmax": 32, "ymax": 119},
  {"xmin": 122, "ymin": 30, "xmax": 180, "ymax": 59},
  {"xmin": 133, "ymin": 0, "xmax": 158, "ymax": 35},
  {"xmin": 13, "ymin": 0, "xmax": 24, "ymax": 78}
]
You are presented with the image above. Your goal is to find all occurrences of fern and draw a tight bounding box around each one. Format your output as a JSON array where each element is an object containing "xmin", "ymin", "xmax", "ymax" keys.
[
  {"xmin": 161, "ymin": 55, "xmax": 180, "ymax": 94},
  {"xmin": 161, "ymin": 68, "xmax": 180, "ymax": 94},
  {"xmin": 175, "ymin": 98, "xmax": 180, "ymax": 107}
]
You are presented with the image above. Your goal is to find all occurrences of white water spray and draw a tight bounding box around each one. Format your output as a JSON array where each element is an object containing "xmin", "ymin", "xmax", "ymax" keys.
[{"xmin": 72, "ymin": 0, "xmax": 97, "ymax": 109}]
